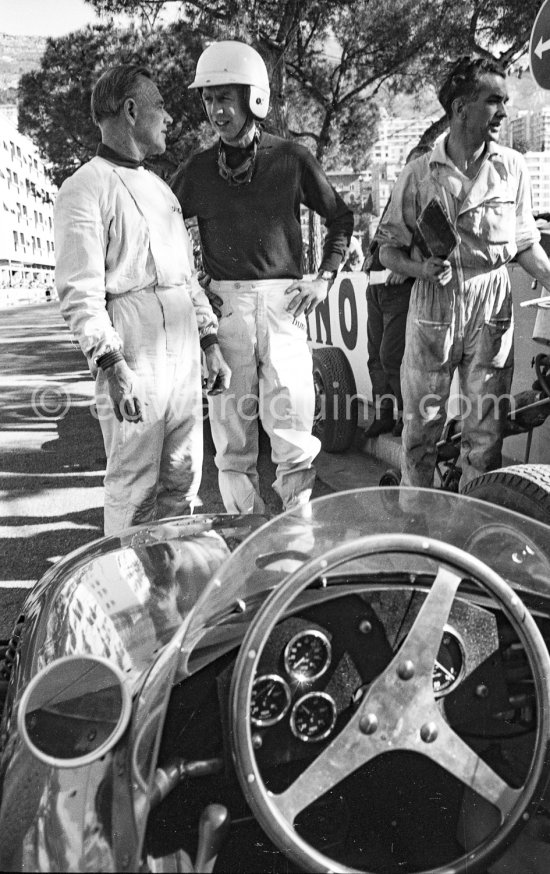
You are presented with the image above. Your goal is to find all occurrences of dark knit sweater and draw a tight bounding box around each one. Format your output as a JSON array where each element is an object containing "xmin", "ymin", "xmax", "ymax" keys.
[{"xmin": 170, "ymin": 131, "xmax": 353, "ymax": 281}]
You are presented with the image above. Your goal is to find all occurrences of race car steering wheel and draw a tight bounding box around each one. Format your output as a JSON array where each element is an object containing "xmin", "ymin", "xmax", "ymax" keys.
[{"xmin": 230, "ymin": 534, "xmax": 550, "ymax": 874}]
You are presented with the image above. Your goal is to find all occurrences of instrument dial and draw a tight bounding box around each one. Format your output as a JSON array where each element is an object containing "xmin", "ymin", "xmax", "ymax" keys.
[
  {"xmin": 284, "ymin": 629, "xmax": 332, "ymax": 682},
  {"xmin": 433, "ymin": 627, "xmax": 465, "ymax": 697},
  {"xmin": 290, "ymin": 692, "xmax": 337, "ymax": 743},
  {"xmin": 250, "ymin": 674, "xmax": 291, "ymax": 727}
]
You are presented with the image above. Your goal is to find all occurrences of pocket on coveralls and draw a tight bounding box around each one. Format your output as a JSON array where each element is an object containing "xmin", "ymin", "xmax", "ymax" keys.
[
  {"xmin": 482, "ymin": 316, "xmax": 513, "ymax": 369},
  {"xmin": 480, "ymin": 198, "xmax": 515, "ymax": 245},
  {"xmin": 414, "ymin": 318, "xmax": 451, "ymax": 366}
]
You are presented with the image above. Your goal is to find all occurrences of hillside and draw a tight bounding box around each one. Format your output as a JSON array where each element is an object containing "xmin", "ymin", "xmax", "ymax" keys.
[
  {"xmin": 0, "ymin": 29, "xmax": 548, "ymax": 117},
  {"xmin": 0, "ymin": 32, "xmax": 46, "ymax": 99},
  {"xmin": 507, "ymin": 65, "xmax": 550, "ymax": 111}
]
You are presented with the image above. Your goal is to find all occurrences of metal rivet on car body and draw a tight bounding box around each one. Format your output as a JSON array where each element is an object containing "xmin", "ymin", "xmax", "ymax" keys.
[
  {"xmin": 360, "ymin": 713, "xmax": 378, "ymax": 735},
  {"xmin": 397, "ymin": 660, "xmax": 415, "ymax": 680},
  {"xmin": 420, "ymin": 722, "xmax": 438, "ymax": 743}
]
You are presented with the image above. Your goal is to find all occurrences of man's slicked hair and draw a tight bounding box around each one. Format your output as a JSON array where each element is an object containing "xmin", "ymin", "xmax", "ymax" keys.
[
  {"xmin": 438, "ymin": 56, "xmax": 506, "ymax": 119},
  {"xmin": 91, "ymin": 64, "xmax": 152, "ymax": 126}
]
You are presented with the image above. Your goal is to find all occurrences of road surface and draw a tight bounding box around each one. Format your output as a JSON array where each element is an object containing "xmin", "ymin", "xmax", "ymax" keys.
[{"xmin": 0, "ymin": 301, "xmax": 386, "ymax": 638}]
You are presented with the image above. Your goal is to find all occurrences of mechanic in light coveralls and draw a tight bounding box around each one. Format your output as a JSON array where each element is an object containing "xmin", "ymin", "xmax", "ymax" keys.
[
  {"xmin": 54, "ymin": 65, "xmax": 231, "ymax": 535},
  {"xmin": 377, "ymin": 56, "xmax": 550, "ymax": 492},
  {"xmin": 171, "ymin": 41, "xmax": 353, "ymax": 514}
]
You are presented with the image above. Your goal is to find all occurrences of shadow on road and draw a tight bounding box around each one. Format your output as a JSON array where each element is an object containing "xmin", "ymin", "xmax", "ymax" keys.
[{"xmin": 0, "ymin": 402, "xmax": 105, "ymax": 584}]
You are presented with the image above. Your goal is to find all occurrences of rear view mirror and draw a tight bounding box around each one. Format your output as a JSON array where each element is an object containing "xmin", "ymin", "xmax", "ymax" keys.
[{"xmin": 18, "ymin": 655, "xmax": 131, "ymax": 767}]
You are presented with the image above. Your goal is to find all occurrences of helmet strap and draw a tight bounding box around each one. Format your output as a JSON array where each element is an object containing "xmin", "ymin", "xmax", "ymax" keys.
[{"xmin": 222, "ymin": 116, "xmax": 257, "ymax": 148}]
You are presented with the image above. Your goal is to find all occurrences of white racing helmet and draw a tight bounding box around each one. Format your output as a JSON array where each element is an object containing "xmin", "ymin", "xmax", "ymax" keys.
[{"xmin": 189, "ymin": 40, "xmax": 270, "ymax": 120}]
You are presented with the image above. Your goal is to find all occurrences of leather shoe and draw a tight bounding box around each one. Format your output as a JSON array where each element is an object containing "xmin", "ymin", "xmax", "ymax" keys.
[{"xmin": 362, "ymin": 414, "xmax": 394, "ymax": 439}]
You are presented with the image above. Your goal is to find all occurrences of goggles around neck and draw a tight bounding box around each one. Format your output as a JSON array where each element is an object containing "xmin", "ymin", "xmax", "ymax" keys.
[{"xmin": 217, "ymin": 131, "xmax": 259, "ymax": 186}]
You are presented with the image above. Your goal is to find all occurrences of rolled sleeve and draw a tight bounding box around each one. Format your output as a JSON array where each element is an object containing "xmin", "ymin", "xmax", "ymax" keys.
[
  {"xmin": 376, "ymin": 165, "xmax": 419, "ymax": 253},
  {"xmin": 515, "ymin": 154, "xmax": 540, "ymax": 254}
]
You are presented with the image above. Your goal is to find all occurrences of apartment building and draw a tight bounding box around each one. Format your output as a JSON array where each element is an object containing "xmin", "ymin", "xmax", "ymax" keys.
[
  {"xmin": 326, "ymin": 171, "xmax": 364, "ymax": 206},
  {"xmin": 499, "ymin": 107, "xmax": 550, "ymax": 214},
  {"xmin": 503, "ymin": 106, "xmax": 550, "ymax": 154},
  {"xmin": 0, "ymin": 108, "xmax": 56, "ymax": 295},
  {"xmin": 523, "ymin": 152, "xmax": 550, "ymax": 215},
  {"xmin": 371, "ymin": 109, "xmax": 437, "ymax": 167}
]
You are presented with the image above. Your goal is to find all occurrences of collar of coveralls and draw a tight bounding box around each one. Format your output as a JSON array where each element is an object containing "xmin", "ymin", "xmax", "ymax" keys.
[{"xmin": 96, "ymin": 142, "xmax": 144, "ymax": 169}]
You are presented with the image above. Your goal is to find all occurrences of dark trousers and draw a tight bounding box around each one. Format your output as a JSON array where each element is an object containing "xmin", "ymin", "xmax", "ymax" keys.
[{"xmin": 367, "ymin": 279, "xmax": 412, "ymax": 414}]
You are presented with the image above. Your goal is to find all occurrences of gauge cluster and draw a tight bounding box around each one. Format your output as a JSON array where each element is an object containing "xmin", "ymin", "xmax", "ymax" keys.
[
  {"xmin": 249, "ymin": 623, "xmax": 467, "ymax": 745},
  {"xmin": 250, "ymin": 626, "xmax": 465, "ymax": 744},
  {"xmin": 247, "ymin": 594, "xmax": 498, "ymax": 756},
  {"xmin": 251, "ymin": 628, "xmax": 337, "ymax": 743}
]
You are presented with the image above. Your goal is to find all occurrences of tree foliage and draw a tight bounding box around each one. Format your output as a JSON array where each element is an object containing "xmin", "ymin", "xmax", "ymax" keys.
[
  {"xmin": 20, "ymin": 0, "xmax": 547, "ymax": 186},
  {"xmin": 84, "ymin": 0, "xmax": 546, "ymax": 158},
  {"xmin": 18, "ymin": 20, "xmax": 209, "ymax": 186}
]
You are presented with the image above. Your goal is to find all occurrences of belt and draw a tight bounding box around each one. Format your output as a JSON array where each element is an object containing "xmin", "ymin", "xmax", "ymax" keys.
[{"xmin": 106, "ymin": 284, "xmax": 162, "ymax": 302}]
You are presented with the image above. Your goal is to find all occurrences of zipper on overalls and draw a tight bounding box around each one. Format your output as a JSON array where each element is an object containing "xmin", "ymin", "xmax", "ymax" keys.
[{"xmin": 440, "ymin": 185, "xmax": 465, "ymax": 340}]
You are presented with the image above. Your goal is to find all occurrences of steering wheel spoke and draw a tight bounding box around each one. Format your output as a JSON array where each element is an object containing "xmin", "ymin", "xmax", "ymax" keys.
[
  {"xmin": 398, "ymin": 564, "xmax": 463, "ymax": 675},
  {"xmin": 417, "ymin": 716, "xmax": 522, "ymax": 818},
  {"xmin": 273, "ymin": 708, "xmax": 382, "ymax": 822}
]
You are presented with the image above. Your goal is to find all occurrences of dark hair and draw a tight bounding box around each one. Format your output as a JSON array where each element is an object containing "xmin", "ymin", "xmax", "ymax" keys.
[
  {"xmin": 91, "ymin": 64, "xmax": 152, "ymax": 126},
  {"xmin": 438, "ymin": 56, "xmax": 506, "ymax": 119}
]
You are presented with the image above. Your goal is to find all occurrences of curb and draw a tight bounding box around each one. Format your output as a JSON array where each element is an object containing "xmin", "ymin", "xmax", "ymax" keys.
[
  {"xmin": 359, "ymin": 431, "xmax": 402, "ymax": 473},
  {"xmin": 358, "ymin": 429, "xmax": 519, "ymax": 484}
]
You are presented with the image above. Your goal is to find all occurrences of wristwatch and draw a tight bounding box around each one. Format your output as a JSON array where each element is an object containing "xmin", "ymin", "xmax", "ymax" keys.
[{"xmin": 316, "ymin": 269, "xmax": 336, "ymax": 284}]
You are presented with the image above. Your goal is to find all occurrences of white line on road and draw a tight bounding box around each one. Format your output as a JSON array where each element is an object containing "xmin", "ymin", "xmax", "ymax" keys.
[{"xmin": 0, "ymin": 470, "xmax": 105, "ymax": 478}]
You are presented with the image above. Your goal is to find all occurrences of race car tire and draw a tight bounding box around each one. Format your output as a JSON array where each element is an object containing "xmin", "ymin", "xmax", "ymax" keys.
[
  {"xmin": 461, "ymin": 464, "xmax": 550, "ymax": 524},
  {"xmin": 312, "ymin": 347, "xmax": 357, "ymax": 452}
]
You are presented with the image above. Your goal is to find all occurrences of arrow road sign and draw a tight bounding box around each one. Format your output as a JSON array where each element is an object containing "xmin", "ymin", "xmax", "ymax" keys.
[
  {"xmin": 530, "ymin": 0, "xmax": 550, "ymax": 89},
  {"xmin": 535, "ymin": 35, "xmax": 550, "ymax": 59}
]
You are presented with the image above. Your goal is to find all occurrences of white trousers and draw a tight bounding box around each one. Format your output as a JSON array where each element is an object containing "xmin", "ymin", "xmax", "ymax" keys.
[
  {"xmin": 208, "ymin": 279, "xmax": 321, "ymax": 514},
  {"xmin": 96, "ymin": 286, "xmax": 203, "ymax": 536}
]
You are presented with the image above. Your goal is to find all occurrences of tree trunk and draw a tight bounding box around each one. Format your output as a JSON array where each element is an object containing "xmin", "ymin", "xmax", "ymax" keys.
[
  {"xmin": 306, "ymin": 115, "xmax": 332, "ymax": 272},
  {"xmin": 262, "ymin": 42, "xmax": 288, "ymax": 137}
]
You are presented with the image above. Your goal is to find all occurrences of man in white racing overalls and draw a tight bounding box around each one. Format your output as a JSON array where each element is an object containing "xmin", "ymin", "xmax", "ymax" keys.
[
  {"xmin": 55, "ymin": 65, "xmax": 231, "ymax": 535},
  {"xmin": 378, "ymin": 56, "xmax": 550, "ymax": 491},
  {"xmin": 171, "ymin": 41, "xmax": 353, "ymax": 514}
]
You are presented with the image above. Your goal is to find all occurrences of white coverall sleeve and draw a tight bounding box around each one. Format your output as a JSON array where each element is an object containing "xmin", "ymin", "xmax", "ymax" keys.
[
  {"xmin": 54, "ymin": 173, "xmax": 123, "ymax": 368},
  {"xmin": 514, "ymin": 154, "xmax": 540, "ymax": 254}
]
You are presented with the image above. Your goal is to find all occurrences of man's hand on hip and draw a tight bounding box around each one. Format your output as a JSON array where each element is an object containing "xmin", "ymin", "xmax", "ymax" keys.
[
  {"xmin": 285, "ymin": 277, "xmax": 329, "ymax": 318},
  {"xmin": 204, "ymin": 344, "xmax": 232, "ymax": 395},
  {"xmin": 105, "ymin": 360, "xmax": 144, "ymax": 423}
]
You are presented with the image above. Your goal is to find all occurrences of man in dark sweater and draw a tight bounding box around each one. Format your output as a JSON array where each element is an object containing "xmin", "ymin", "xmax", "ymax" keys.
[{"xmin": 172, "ymin": 40, "xmax": 353, "ymax": 514}]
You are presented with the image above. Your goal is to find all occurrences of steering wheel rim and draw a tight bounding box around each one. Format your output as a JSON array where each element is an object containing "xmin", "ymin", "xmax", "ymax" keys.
[{"xmin": 229, "ymin": 533, "xmax": 550, "ymax": 874}]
